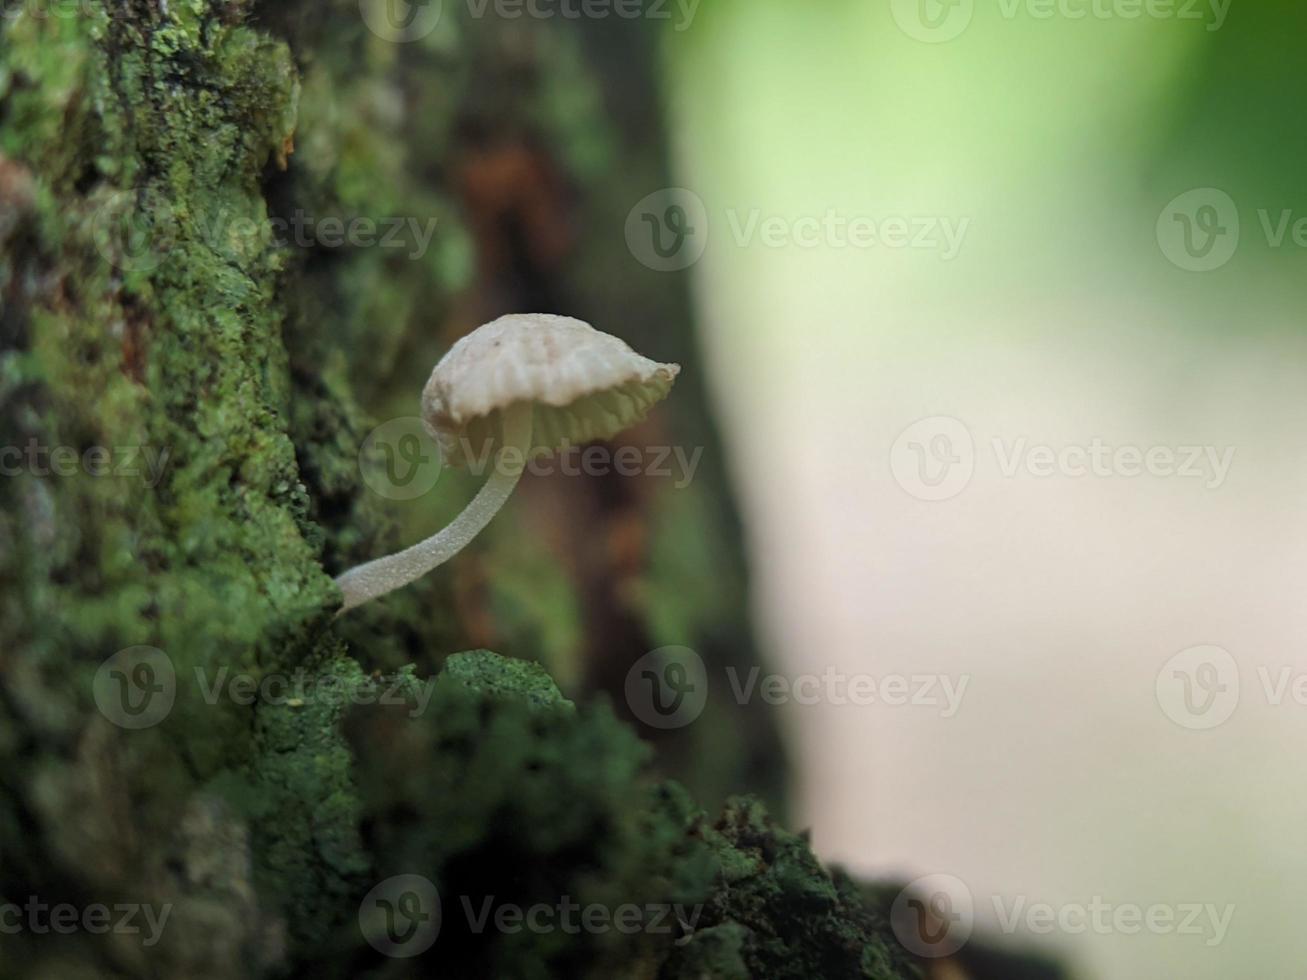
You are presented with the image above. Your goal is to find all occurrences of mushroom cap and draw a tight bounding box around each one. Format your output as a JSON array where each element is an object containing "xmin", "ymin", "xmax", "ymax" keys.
[{"xmin": 421, "ymin": 313, "xmax": 680, "ymax": 467}]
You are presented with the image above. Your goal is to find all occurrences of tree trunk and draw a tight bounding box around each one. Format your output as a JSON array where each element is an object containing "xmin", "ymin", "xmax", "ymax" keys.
[{"xmin": 1, "ymin": 3, "xmax": 998, "ymax": 977}]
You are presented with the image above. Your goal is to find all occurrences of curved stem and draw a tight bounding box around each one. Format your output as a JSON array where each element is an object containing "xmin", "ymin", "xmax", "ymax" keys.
[{"xmin": 334, "ymin": 402, "xmax": 533, "ymax": 615}]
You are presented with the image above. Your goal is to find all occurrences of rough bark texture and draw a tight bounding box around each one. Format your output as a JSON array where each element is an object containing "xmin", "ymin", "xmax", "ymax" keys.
[{"xmin": 1, "ymin": 2, "xmax": 927, "ymax": 976}]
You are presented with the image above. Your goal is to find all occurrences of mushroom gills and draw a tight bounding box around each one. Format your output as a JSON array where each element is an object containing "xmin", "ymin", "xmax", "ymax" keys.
[{"xmin": 449, "ymin": 381, "xmax": 668, "ymax": 466}]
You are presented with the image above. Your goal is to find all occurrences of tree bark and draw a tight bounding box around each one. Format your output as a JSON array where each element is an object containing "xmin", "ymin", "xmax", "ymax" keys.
[{"xmin": 2, "ymin": 3, "xmax": 956, "ymax": 977}]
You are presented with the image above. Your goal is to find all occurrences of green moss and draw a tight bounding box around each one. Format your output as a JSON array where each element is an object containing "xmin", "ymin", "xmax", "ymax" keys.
[
  {"xmin": 301, "ymin": 649, "xmax": 705, "ymax": 977},
  {"xmin": 1, "ymin": 4, "xmax": 346, "ymax": 973},
  {"xmin": 283, "ymin": 649, "xmax": 916, "ymax": 979},
  {"xmin": 1, "ymin": 4, "xmax": 900, "ymax": 977},
  {"xmin": 667, "ymin": 797, "xmax": 921, "ymax": 980}
]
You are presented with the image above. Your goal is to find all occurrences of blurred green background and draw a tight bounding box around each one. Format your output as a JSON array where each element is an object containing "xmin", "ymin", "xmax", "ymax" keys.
[{"xmin": 658, "ymin": 2, "xmax": 1307, "ymax": 978}]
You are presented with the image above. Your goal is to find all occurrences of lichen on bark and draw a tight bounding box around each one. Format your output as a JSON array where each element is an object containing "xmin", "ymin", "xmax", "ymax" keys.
[{"xmin": 0, "ymin": 2, "xmax": 903, "ymax": 977}]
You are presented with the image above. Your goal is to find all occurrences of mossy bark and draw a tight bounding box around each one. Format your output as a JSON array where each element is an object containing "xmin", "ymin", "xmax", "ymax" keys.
[{"xmin": 1, "ymin": 3, "xmax": 915, "ymax": 977}]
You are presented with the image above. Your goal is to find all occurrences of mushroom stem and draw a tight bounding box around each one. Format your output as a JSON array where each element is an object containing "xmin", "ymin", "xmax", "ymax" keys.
[{"xmin": 334, "ymin": 402, "xmax": 533, "ymax": 615}]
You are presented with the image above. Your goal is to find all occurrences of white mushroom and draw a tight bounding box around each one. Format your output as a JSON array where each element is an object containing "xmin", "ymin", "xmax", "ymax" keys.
[{"xmin": 334, "ymin": 313, "xmax": 680, "ymax": 614}]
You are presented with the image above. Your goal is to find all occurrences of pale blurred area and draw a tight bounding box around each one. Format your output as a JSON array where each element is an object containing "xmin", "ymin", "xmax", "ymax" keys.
[{"xmin": 666, "ymin": 2, "xmax": 1307, "ymax": 978}]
